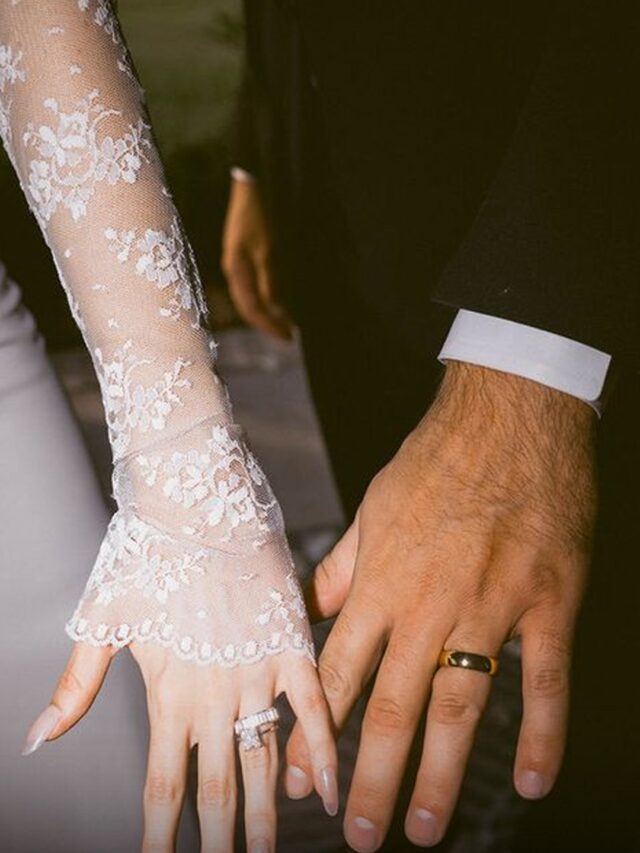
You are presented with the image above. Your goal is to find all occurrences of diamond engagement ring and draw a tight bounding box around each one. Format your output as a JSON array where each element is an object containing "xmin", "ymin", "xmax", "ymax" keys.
[{"xmin": 234, "ymin": 707, "xmax": 280, "ymax": 751}]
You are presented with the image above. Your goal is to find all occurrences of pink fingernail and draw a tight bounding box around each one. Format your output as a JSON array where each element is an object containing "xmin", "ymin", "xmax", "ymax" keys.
[
  {"xmin": 347, "ymin": 816, "xmax": 380, "ymax": 852},
  {"xmin": 285, "ymin": 765, "xmax": 312, "ymax": 799},
  {"xmin": 405, "ymin": 808, "xmax": 439, "ymax": 846},
  {"xmin": 319, "ymin": 766, "xmax": 339, "ymax": 816},
  {"xmin": 21, "ymin": 705, "xmax": 62, "ymax": 756},
  {"xmin": 517, "ymin": 770, "xmax": 548, "ymax": 799}
]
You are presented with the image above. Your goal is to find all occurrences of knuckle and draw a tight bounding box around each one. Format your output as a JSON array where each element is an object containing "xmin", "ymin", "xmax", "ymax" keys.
[
  {"xmin": 297, "ymin": 686, "xmax": 327, "ymax": 718},
  {"xmin": 57, "ymin": 666, "xmax": 84, "ymax": 696},
  {"xmin": 351, "ymin": 780, "xmax": 387, "ymax": 810},
  {"xmin": 536, "ymin": 629, "xmax": 572, "ymax": 660},
  {"xmin": 384, "ymin": 639, "xmax": 420, "ymax": 674},
  {"xmin": 198, "ymin": 776, "xmax": 234, "ymax": 810},
  {"xmin": 527, "ymin": 666, "xmax": 568, "ymax": 698},
  {"xmin": 318, "ymin": 659, "xmax": 352, "ymax": 701},
  {"xmin": 144, "ymin": 774, "xmax": 181, "ymax": 806},
  {"xmin": 246, "ymin": 806, "xmax": 276, "ymax": 832},
  {"xmin": 141, "ymin": 843, "xmax": 171, "ymax": 853},
  {"xmin": 430, "ymin": 691, "xmax": 482, "ymax": 727},
  {"xmin": 365, "ymin": 696, "xmax": 409, "ymax": 735}
]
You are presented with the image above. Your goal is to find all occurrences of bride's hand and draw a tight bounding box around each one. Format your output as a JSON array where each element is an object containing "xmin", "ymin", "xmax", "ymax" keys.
[{"xmin": 22, "ymin": 637, "xmax": 337, "ymax": 853}]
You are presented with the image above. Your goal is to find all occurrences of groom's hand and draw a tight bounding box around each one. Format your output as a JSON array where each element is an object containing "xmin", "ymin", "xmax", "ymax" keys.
[{"xmin": 285, "ymin": 362, "xmax": 597, "ymax": 851}]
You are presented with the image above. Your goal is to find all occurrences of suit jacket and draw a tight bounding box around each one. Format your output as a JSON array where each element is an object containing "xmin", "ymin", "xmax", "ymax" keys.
[{"xmin": 234, "ymin": 0, "xmax": 639, "ymax": 367}]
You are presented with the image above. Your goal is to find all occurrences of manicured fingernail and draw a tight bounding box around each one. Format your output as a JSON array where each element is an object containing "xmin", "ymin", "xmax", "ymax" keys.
[
  {"xmin": 286, "ymin": 765, "xmax": 312, "ymax": 799},
  {"xmin": 517, "ymin": 770, "xmax": 548, "ymax": 799},
  {"xmin": 319, "ymin": 766, "xmax": 339, "ymax": 816},
  {"xmin": 21, "ymin": 705, "xmax": 62, "ymax": 756},
  {"xmin": 405, "ymin": 808, "xmax": 439, "ymax": 846},
  {"xmin": 250, "ymin": 839, "xmax": 270, "ymax": 853},
  {"xmin": 347, "ymin": 816, "xmax": 380, "ymax": 852}
]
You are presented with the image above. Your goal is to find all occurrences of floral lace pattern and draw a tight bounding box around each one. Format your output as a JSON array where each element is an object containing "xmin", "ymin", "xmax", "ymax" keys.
[
  {"xmin": 105, "ymin": 215, "xmax": 208, "ymax": 325},
  {"xmin": 94, "ymin": 341, "xmax": 192, "ymax": 460},
  {"xmin": 23, "ymin": 90, "xmax": 151, "ymax": 223},
  {"xmin": 128, "ymin": 422, "xmax": 282, "ymax": 544},
  {"xmin": 78, "ymin": 0, "xmax": 139, "ymax": 84},
  {"xmin": 0, "ymin": 0, "xmax": 314, "ymax": 668},
  {"xmin": 65, "ymin": 509, "xmax": 313, "ymax": 666},
  {"xmin": 0, "ymin": 41, "xmax": 25, "ymax": 150}
]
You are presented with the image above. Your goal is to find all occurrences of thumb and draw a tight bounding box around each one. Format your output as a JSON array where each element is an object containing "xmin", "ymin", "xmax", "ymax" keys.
[
  {"xmin": 21, "ymin": 642, "xmax": 114, "ymax": 756},
  {"xmin": 305, "ymin": 517, "xmax": 359, "ymax": 622}
]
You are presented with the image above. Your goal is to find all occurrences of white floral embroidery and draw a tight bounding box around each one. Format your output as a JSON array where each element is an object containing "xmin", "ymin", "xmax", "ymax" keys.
[
  {"xmin": 81, "ymin": 512, "xmax": 207, "ymax": 607},
  {"xmin": 94, "ymin": 340, "xmax": 192, "ymax": 459},
  {"xmin": 23, "ymin": 90, "xmax": 151, "ymax": 223},
  {"xmin": 134, "ymin": 424, "xmax": 280, "ymax": 543},
  {"xmin": 257, "ymin": 573, "xmax": 308, "ymax": 627},
  {"xmin": 78, "ymin": 0, "xmax": 119, "ymax": 42},
  {"xmin": 0, "ymin": 43, "xmax": 24, "ymax": 90},
  {"xmin": 78, "ymin": 0, "xmax": 139, "ymax": 85},
  {"xmin": 105, "ymin": 217, "xmax": 208, "ymax": 325},
  {"xmin": 0, "ymin": 42, "xmax": 25, "ymax": 149},
  {"xmin": 65, "ymin": 510, "xmax": 313, "ymax": 666}
]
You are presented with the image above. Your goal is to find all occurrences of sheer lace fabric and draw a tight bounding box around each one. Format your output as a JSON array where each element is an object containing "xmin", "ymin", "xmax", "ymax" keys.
[{"xmin": 0, "ymin": 0, "xmax": 314, "ymax": 666}]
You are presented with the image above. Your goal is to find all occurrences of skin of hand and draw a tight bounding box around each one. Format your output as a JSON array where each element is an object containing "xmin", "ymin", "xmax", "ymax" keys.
[
  {"xmin": 284, "ymin": 361, "xmax": 597, "ymax": 852},
  {"xmin": 221, "ymin": 177, "xmax": 294, "ymax": 341},
  {"xmin": 21, "ymin": 640, "xmax": 338, "ymax": 853}
]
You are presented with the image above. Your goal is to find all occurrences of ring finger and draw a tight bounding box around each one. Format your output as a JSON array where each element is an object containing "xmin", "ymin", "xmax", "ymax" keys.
[
  {"xmin": 405, "ymin": 625, "xmax": 506, "ymax": 847},
  {"xmin": 237, "ymin": 687, "xmax": 279, "ymax": 853}
]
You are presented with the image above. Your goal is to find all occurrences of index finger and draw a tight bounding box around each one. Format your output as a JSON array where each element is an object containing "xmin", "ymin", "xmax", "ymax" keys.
[{"xmin": 285, "ymin": 601, "xmax": 385, "ymax": 791}]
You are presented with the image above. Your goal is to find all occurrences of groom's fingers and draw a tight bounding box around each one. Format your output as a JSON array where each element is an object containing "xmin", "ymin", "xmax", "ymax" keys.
[
  {"xmin": 305, "ymin": 520, "xmax": 359, "ymax": 622},
  {"xmin": 404, "ymin": 623, "xmax": 505, "ymax": 848},
  {"xmin": 285, "ymin": 597, "xmax": 384, "ymax": 789},
  {"xmin": 513, "ymin": 610, "xmax": 572, "ymax": 800},
  {"xmin": 342, "ymin": 629, "xmax": 439, "ymax": 851}
]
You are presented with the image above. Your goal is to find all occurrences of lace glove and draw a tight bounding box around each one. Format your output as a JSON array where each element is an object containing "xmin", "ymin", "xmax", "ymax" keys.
[{"xmin": 0, "ymin": 0, "xmax": 313, "ymax": 668}]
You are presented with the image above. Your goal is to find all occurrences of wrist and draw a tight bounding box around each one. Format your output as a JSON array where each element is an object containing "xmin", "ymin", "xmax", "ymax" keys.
[{"xmin": 424, "ymin": 362, "xmax": 596, "ymax": 449}]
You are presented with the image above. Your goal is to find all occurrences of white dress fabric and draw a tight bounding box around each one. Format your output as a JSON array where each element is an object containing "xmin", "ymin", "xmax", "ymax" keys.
[{"xmin": 0, "ymin": 0, "xmax": 314, "ymax": 669}]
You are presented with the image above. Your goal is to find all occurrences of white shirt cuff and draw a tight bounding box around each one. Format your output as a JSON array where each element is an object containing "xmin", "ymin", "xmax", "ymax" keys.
[
  {"xmin": 231, "ymin": 166, "xmax": 256, "ymax": 183},
  {"xmin": 438, "ymin": 310, "xmax": 612, "ymax": 414}
]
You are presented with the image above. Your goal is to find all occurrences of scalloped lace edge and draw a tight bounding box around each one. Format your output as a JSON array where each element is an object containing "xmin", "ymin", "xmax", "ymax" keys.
[{"xmin": 65, "ymin": 616, "xmax": 316, "ymax": 668}]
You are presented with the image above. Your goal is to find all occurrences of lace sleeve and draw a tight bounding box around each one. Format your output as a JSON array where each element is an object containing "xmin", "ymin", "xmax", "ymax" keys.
[{"xmin": 0, "ymin": 0, "xmax": 313, "ymax": 667}]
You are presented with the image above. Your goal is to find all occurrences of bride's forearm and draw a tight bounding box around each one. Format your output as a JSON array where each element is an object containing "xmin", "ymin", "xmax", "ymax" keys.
[
  {"xmin": 0, "ymin": 0, "xmax": 312, "ymax": 667},
  {"xmin": 1, "ymin": 0, "xmax": 230, "ymax": 461}
]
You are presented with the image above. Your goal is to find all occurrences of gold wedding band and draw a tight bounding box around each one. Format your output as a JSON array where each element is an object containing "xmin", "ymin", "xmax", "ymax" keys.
[{"xmin": 438, "ymin": 649, "xmax": 499, "ymax": 677}]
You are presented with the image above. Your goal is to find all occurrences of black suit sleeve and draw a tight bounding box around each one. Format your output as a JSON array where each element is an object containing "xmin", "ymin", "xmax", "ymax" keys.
[
  {"xmin": 432, "ymin": 0, "xmax": 640, "ymax": 365},
  {"xmin": 231, "ymin": 63, "xmax": 261, "ymax": 178}
]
